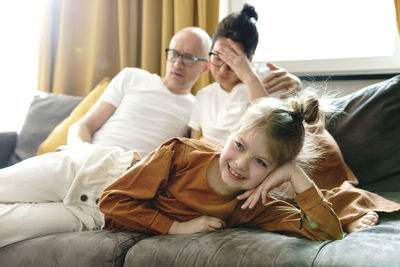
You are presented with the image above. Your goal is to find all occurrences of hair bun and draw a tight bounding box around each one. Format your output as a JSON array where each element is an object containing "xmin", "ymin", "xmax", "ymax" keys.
[
  {"xmin": 290, "ymin": 110, "xmax": 304, "ymax": 122},
  {"xmin": 291, "ymin": 97, "xmax": 320, "ymax": 125},
  {"xmin": 240, "ymin": 3, "xmax": 258, "ymax": 23}
]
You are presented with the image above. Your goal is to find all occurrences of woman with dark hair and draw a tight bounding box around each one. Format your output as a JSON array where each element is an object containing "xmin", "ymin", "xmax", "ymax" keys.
[{"xmin": 189, "ymin": 4, "xmax": 301, "ymax": 145}]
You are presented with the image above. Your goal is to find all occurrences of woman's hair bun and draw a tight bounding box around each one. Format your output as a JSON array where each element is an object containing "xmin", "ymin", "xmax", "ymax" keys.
[{"xmin": 240, "ymin": 3, "xmax": 258, "ymax": 23}]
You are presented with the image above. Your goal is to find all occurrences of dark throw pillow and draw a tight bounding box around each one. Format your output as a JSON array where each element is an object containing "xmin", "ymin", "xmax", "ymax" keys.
[
  {"xmin": 326, "ymin": 75, "xmax": 400, "ymax": 191},
  {"xmin": 9, "ymin": 92, "xmax": 82, "ymax": 165}
]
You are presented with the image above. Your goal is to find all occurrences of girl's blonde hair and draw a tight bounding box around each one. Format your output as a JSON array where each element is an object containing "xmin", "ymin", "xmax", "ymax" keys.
[{"xmin": 231, "ymin": 89, "xmax": 332, "ymax": 200}]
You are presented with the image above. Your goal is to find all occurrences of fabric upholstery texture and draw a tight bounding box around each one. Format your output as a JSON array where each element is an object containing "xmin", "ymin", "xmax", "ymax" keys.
[
  {"xmin": 37, "ymin": 77, "xmax": 110, "ymax": 155},
  {"xmin": 314, "ymin": 219, "xmax": 400, "ymax": 267},
  {"xmin": 124, "ymin": 228, "xmax": 326, "ymax": 267},
  {"xmin": 0, "ymin": 230, "xmax": 146, "ymax": 267},
  {"xmin": 326, "ymin": 75, "xmax": 400, "ymax": 190},
  {"xmin": 0, "ymin": 132, "xmax": 17, "ymax": 168},
  {"xmin": 9, "ymin": 93, "xmax": 82, "ymax": 165}
]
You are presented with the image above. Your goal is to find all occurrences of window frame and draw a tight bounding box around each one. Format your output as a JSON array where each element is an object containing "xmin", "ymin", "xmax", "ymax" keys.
[{"xmin": 219, "ymin": 0, "xmax": 400, "ymax": 77}]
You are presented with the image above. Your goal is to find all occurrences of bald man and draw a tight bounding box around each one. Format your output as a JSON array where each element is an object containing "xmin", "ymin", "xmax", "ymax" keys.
[
  {"xmin": 0, "ymin": 27, "xmax": 213, "ymax": 248},
  {"xmin": 68, "ymin": 27, "xmax": 212, "ymax": 157}
]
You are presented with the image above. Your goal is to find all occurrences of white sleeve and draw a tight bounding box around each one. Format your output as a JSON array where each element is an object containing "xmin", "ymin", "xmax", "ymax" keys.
[
  {"xmin": 218, "ymin": 85, "xmax": 250, "ymax": 125},
  {"xmin": 99, "ymin": 68, "xmax": 132, "ymax": 107},
  {"xmin": 188, "ymin": 95, "xmax": 201, "ymax": 131}
]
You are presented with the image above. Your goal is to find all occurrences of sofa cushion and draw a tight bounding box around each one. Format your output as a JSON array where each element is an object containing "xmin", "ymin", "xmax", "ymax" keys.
[
  {"xmin": 8, "ymin": 92, "xmax": 82, "ymax": 165},
  {"xmin": 37, "ymin": 77, "xmax": 110, "ymax": 155},
  {"xmin": 326, "ymin": 75, "xmax": 400, "ymax": 191},
  {"xmin": 313, "ymin": 216, "xmax": 400, "ymax": 267},
  {"xmin": 0, "ymin": 132, "xmax": 17, "ymax": 168},
  {"xmin": 124, "ymin": 228, "xmax": 326, "ymax": 266},
  {"xmin": 0, "ymin": 230, "xmax": 146, "ymax": 267}
]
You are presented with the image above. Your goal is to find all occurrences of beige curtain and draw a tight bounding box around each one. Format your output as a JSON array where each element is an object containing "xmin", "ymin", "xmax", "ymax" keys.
[
  {"xmin": 38, "ymin": 0, "xmax": 219, "ymax": 96},
  {"xmin": 396, "ymin": 0, "xmax": 400, "ymax": 36}
]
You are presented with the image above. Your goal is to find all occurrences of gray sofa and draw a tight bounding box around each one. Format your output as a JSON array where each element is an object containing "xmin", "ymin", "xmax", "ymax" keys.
[{"xmin": 1, "ymin": 76, "xmax": 400, "ymax": 267}]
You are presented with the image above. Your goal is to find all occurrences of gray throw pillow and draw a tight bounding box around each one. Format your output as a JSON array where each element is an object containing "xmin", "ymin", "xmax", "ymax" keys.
[
  {"xmin": 326, "ymin": 75, "xmax": 400, "ymax": 190},
  {"xmin": 9, "ymin": 92, "xmax": 82, "ymax": 165}
]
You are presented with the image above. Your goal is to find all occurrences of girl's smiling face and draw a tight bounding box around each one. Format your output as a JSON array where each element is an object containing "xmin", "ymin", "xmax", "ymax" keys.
[{"xmin": 218, "ymin": 128, "xmax": 276, "ymax": 194}]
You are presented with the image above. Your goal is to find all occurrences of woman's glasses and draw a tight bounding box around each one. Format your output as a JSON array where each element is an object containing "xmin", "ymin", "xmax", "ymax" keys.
[{"xmin": 208, "ymin": 52, "xmax": 225, "ymax": 67}]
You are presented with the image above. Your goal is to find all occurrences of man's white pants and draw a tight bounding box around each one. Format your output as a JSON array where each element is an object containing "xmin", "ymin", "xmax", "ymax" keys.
[{"xmin": 0, "ymin": 143, "xmax": 133, "ymax": 248}]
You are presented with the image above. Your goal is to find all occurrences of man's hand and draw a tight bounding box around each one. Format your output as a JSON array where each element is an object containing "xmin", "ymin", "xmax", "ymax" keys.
[
  {"xmin": 262, "ymin": 62, "xmax": 302, "ymax": 98},
  {"xmin": 168, "ymin": 215, "xmax": 226, "ymax": 234}
]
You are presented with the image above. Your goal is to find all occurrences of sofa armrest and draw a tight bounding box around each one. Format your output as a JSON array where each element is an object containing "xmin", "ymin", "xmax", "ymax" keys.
[{"xmin": 0, "ymin": 131, "xmax": 17, "ymax": 168}]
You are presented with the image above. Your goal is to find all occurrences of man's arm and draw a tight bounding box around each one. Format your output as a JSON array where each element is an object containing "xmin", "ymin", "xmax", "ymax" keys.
[
  {"xmin": 262, "ymin": 62, "xmax": 302, "ymax": 98},
  {"xmin": 67, "ymin": 101, "xmax": 116, "ymax": 145}
]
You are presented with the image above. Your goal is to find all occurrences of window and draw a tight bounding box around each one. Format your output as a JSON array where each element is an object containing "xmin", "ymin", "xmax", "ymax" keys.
[
  {"xmin": 0, "ymin": 1, "xmax": 43, "ymax": 132},
  {"xmin": 220, "ymin": 0, "xmax": 400, "ymax": 76}
]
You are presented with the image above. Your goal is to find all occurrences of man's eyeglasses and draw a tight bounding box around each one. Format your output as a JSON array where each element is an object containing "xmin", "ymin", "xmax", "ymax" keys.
[
  {"xmin": 208, "ymin": 52, "xmax": 225, "ymax": 67},
  {"xmin": 165, "ymin": 48, "xmax": 208, "ymax": 67}
]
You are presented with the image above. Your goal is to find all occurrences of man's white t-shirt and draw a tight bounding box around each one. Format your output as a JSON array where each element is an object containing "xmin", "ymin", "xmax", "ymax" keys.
[
  {"xmin": 92, "ymin": 67, "xmax": 195, "ymax": 157},
  {"xmin": 188, "ymin": 82, "xmax": 250, "ymax": 145}
]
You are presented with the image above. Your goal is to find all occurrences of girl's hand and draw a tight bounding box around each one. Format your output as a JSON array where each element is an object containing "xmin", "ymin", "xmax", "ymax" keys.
[
  {"xmin": 218, "ymin": 39, "xmax": 254, "ymax": 83},
  {"xmin": 262, "ymin": 62, "xmax": 302, "ymax": 98},
  {"xmin": 237, "ymin": 161, "xmax": 295, "ymax": 209},
  {"xmin": 168, "ymin": 215, "xmax": 226, "ymax": 234},
  {"xmin": 237, "ymin": 161, "xmax": 312, "ymax": 209}
]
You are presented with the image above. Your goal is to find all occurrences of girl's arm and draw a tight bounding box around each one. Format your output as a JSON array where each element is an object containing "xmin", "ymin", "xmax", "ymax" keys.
[
  {"xmin": 168, "ymin": 215, "xmax": 226, "ymax": 234},
  {"xmin": 238, "ymin": 161, "xmax": 313, "ymax": 209},
  {"xmin": 100, "ymin": 138, "xmax": 226, "ymax": 235},
  {"xmin": 99, "ymin": 139, "xmax": 180, "ymax": 235},
  {"xmin": 218, "ymin": 39, "xmax": 266, "ymax": 102},
  {"xmin": 236, "ymin": 161, "xmax": 343, "ymax": 241},
  {"xmin": 246, "ymin": 184, "xmax": 343, "ymax": 241}
]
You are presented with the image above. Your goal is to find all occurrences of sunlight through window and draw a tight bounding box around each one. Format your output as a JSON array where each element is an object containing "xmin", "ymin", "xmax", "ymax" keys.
[{"xmin": 0, "ymin": 1, "xmax": 43, "ymax": 132}]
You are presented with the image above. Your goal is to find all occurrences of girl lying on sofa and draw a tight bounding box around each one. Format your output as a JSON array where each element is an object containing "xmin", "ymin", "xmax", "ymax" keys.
[
  {"xmin": 99, "ymin": 93, "xmax": 343, "ymax": 241},
  {"xmin": 1, "ymin": 90, "xmax": 398, "ymax": 249}
]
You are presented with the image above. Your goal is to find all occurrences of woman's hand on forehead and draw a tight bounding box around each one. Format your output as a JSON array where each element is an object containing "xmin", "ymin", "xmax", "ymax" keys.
[{"xmin": 218, "ymin": 39, "xmax": 253, "ymax": 82}]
